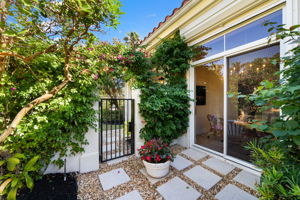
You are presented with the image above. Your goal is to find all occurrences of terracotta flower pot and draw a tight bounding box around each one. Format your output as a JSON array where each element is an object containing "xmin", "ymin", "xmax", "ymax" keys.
[{"xmin": 143, "ymin": 160, "xmax": 171, "ymax": 178}]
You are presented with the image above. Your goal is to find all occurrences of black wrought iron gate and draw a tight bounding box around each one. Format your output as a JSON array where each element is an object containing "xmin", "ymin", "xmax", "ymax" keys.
[{"xmin": 99, "ymin": 99, "xmax": 135, "ymax": 162}]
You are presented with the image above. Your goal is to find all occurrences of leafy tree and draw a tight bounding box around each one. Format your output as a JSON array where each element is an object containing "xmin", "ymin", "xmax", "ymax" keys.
[
  {"xmin": 0, "ymin": 0, "xmax": 123, "ymax": 143},
  {"xmin": 123, "ymin": 32, "xmax": 141, "ymax": 50},
  {"xmin": 0, "ymin": 1, "xmax": 123, "ymax": 199}
]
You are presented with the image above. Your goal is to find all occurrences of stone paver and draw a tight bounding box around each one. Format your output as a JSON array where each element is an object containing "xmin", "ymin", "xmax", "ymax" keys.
[
  {"xmin": 171, "ymin": 155, "xmax": 193, "ymax": 171},
  {"xmin": 116, "ymin": 190, "xmax": 143, "ymax": 200},
  {"xmin": 203, "ymin": 157, "xmax": 235, "ymax": 175},
  {"xmin": 184, "ymin": 165, "xmax": 222, "ymax": 190},
  {"xmin": 181, "ymin": 148, "xmax": 208, "ymax": 161},
  {"xmin": 234, "ymin": 170, "xmax": 260, "ymax": 190},
  {"xmin": 157, "ymin": 177, "xmax": 202, "ymax": 200},
  {"xmin": 215, "ymin": 184, "xmax": 258, "ymax": 200},
  {"xmin": 139, "ymin": 168, "xmax": 173, "ymax": 184},
  {"xmin": 98, "ymin": 168, "xmax": 130, "ymax": 191}
]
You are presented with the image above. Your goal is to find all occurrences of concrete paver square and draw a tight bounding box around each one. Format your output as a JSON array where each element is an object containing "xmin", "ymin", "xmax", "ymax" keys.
[
  {"xmin": 157, "ymin": 177, "xmax": 201, "ymax": 200},
  {"xmin": 184, "ymin": 166, "xmax": 222, "ymax": 190},
  {"xmin": 216, "ymin": 184, "xmax": 258, "ymax": 200},
  {"xmin": 203, "ymin": 157, "xmax": 235, "ymax": 175},
  {"xmin": 171, "ymin": 155, "xmax": 193, "ymax": 170},
  {"xmin": 234, "ymin": 170, "xmax": 260, "ymax": 190},
  {"xmin": 115, "ymin": 190, "xmax": 143, "ymax": 200},
  {"xmin": 98, "ymin": 168, "xmax": 130, "ymax": 191},
  {"xmin": 181, "ymin": 149, "xmax": 208, "ymax": 161}
]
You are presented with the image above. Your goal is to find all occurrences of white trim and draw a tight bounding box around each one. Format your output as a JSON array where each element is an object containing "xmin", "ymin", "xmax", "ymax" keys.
[
  {"xmin": 223, "ymin": 56, "xmax": 228, "ymax": 155},
  {"xmin": 192, "ymin": 144, "xmax": 224, "ymax": 158},
  {"xmin": 187, "ymin": 0, "xmax": 285, "ymax": 46},
  {"xmin": 189, "ymin": 66, "xmax": 195, "ymax": 148},
  {"xmin": 191, "ymin": 144, "xmax": 262, "ymax": 175}
]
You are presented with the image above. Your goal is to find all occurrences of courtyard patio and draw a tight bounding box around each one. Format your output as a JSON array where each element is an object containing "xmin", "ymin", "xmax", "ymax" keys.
[{"xmin": 77, "ymin": 145, "xmax": 260, "ymax": 200}]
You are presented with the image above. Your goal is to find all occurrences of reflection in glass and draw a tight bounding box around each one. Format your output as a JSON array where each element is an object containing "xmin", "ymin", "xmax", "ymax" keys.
[
  {"xmin": 203, "ymin": 36, "xmax": 224, "ymax": 57},
  {"xmin": 225, "ymin": 10, "xmax": 282, "ymax": 50},
  {"xmin": 227, "ymin": 45, "xmax": 280, "ymax": 161},
  {"xmin": 195, "ymin": 59, "xmax": 224, "ymax": 153}
]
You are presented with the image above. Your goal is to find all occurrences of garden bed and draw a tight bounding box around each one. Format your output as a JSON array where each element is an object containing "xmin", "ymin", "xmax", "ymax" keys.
[{"xmin": 18, "ymin": 173, "xmax": 77, "ymax": 200}]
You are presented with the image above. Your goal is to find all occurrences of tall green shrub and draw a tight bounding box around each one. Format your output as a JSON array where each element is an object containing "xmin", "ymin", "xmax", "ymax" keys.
[{"xmin": 126, "ymin": 32, "xmax": 198, "ymax": 143}]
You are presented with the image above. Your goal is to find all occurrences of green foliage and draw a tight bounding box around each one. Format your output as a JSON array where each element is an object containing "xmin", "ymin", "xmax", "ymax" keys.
[
  {"xmin": 126, "ymin": 32, "xmax": 198, "ymax": 143},
  {"xmin": 246, "ymin": 25, "xmax": 300, "ymax": 200},
  {"xmin": 1, "ymin": 1, "xmax": 124, "ymax": 199},
  {"xmin": 0, "ymin": 154, "xmax": 40, "ymax": 200}
]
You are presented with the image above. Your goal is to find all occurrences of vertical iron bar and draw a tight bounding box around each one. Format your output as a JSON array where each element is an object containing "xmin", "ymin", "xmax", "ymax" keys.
[
  {"xmin": 131, "ymin": 99, "xmax": 135, "ymax": 154},
  {"xmin": 119, "ymin": 99, "xmax": 121, "ymax": 157},
  {"xmin": 110, "ymin": 99, "xmax": 113, "ymax": 160},
  {"xmin": 126, "ymin": 99, "xmax": 129, "ymax": 154},
  {"xmin": 114, "ymin": 100, "xmax": 116, "ymax": 159},
  {"xmin": 106, "ymin": 100, "xmax": 108, "ymax": 161},
  {"xmin": 123, "ymin": 100, "xmax": 125, "ymax": 155}
]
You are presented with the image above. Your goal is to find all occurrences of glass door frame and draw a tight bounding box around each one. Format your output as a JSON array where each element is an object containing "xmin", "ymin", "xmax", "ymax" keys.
[{"xmin": 191, "ymin": 36, "xmax": 282, "ymax": 169}]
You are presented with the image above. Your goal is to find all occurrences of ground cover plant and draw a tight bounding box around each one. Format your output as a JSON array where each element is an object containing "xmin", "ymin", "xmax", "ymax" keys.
[{"xmin": 0, "ymin": 0, "xmax": 123, "ymax": 199}]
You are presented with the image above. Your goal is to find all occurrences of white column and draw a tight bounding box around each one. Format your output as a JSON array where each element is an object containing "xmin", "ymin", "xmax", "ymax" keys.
[{"xmin": 131, "ymin": 89, "xmax": 144, "ymax": 156}]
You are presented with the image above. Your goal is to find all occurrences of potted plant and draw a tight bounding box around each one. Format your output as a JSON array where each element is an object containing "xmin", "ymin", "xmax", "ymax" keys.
[{"xmin": 138, "ymin": 138, "xmax": 175, "ymax": 178}]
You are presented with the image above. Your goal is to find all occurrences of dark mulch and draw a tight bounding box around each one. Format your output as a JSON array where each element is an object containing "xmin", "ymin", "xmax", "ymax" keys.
[{"xmin": 18, "ymin": 173, "xmax": 77, "ymax": 200}]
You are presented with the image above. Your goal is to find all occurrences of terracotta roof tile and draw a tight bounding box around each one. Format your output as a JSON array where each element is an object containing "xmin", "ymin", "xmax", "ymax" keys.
[{"xmin": 142, "ymin": 0, "xmax": 190, "ymax": 43}]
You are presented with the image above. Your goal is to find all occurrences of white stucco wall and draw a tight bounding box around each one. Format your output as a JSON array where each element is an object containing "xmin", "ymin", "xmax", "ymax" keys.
[
  {"xmin": 44, "ymin": 102, "xmax": 100, "ymax": 174},
  {"xmin": 130, "ymin": 88, "xmax": 145, "ymax": 156}
]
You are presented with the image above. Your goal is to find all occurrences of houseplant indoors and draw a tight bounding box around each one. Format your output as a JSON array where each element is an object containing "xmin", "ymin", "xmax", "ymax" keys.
[{"xmin": 138, "ymin": 138, "xmax": 175, "ymax": 178}]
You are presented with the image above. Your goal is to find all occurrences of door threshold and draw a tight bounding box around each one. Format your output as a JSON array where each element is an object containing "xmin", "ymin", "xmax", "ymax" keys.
[{"xmin": 191, "ymin": 144, "xmax": 262, "ymax": 175}]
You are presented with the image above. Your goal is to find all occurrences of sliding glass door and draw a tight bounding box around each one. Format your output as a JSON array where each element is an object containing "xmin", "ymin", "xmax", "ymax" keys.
[
  {"xmin": 227, "ymin": 45, "xmax": 280, "ymax": 161},
  {"xmin": 195, "ymin": 60, "xmax": 224, "ymax": 153}
]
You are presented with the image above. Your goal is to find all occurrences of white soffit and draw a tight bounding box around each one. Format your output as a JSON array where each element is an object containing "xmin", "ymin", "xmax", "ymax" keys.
[{"xmin": 181, "ymin": 0, "xmax": 274, "ymax": 44}]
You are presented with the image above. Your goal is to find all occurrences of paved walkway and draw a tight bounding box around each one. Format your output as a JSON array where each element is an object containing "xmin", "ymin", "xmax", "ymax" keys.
[{"xmin": 77, "ymin": 145, "xmax": 260, "ymax": 200}]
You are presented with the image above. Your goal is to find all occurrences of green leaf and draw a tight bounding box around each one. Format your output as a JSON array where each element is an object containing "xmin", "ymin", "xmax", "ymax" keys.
[
  {"xmin": 24, "ymin": 173, "xmax": 34, "ymax": 190},
  {"xmin": 261, "ymin": 80, "xmax": 273, "ymax": 89},
  {"xmin": 286, "ymin": 120, "xmax": 299, "ymax": 129},
  {"xmin": 24, "ymin": 156, "xmax": 40, "ymax": 171},
  {"xmin": 7, "ymin": 187, "xmax": 17, "ymax": 200},
  {"xmin": 7, "ymin": 158, "xmax": 20, "ymax": 171},
  {"xmin": 13, "ymin": 153, "xmax": 26, "ymax": 159},
  {"xmin": 10, "ymin": 178, "xmax": 18, "ymax": 188},
  {"xmin": 293, "ymin": 136, "xmax": 300, "ymax": 146},
  {"xmin": 0, "ymin": 160, "xmax": 5, "ymax": 166}
]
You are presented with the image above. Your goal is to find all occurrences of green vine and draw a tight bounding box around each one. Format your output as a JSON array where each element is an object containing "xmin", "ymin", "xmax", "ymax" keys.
[{"xmin": 126, "ymin": 32, "xmax": 199, "ymax": 143}]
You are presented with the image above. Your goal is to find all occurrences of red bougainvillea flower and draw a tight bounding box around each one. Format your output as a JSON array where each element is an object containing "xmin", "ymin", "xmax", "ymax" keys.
[
  {"xmin": 146, "ymin": 156, "xmax": 152, "ymax": 161},
  {"xmin": 116, "ymin": 55, "xmax": 123, "ymax": 60},
  {"xmin": 167, "ymin": 155, "xmax": 171, "ymax": 160},
  {"xmin": 92, "ymin": 74, "xmax": 99, "ymax": 80},
  {"xmin": 141, "ymin": 146, "xmax": 145, "ymax": 149},
  {"xmin": 109, "ymin": 67, "xmax": 114, "ymax": 72},
  {"xmin": 141, "ymin": 156, "xmax": 145, "ymax": 160},
  {"xmin": 156, "ymin": 155, "xmax": 161, "ymax": 162}
]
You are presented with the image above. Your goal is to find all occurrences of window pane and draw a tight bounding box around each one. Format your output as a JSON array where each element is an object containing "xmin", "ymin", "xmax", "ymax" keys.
[
  {"xmin": 203, "ymin": 36, "xmax": 224, "ymax": 57},
  {"xmin": 195, "ymin": 59, "xmax": 224, "ymax": 153},
  {"xmin": 225, "ymin": 10, "xmax": 282, "ymax": 50},
  {"xmin": 227, "ymin": 45, "xmax": 280, "ymax": 162}
]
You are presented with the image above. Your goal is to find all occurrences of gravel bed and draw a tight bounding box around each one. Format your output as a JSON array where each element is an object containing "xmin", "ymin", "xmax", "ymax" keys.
[{"xmin": 77, "ymin": 145, "xmax": 259, "ymax": 200}]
